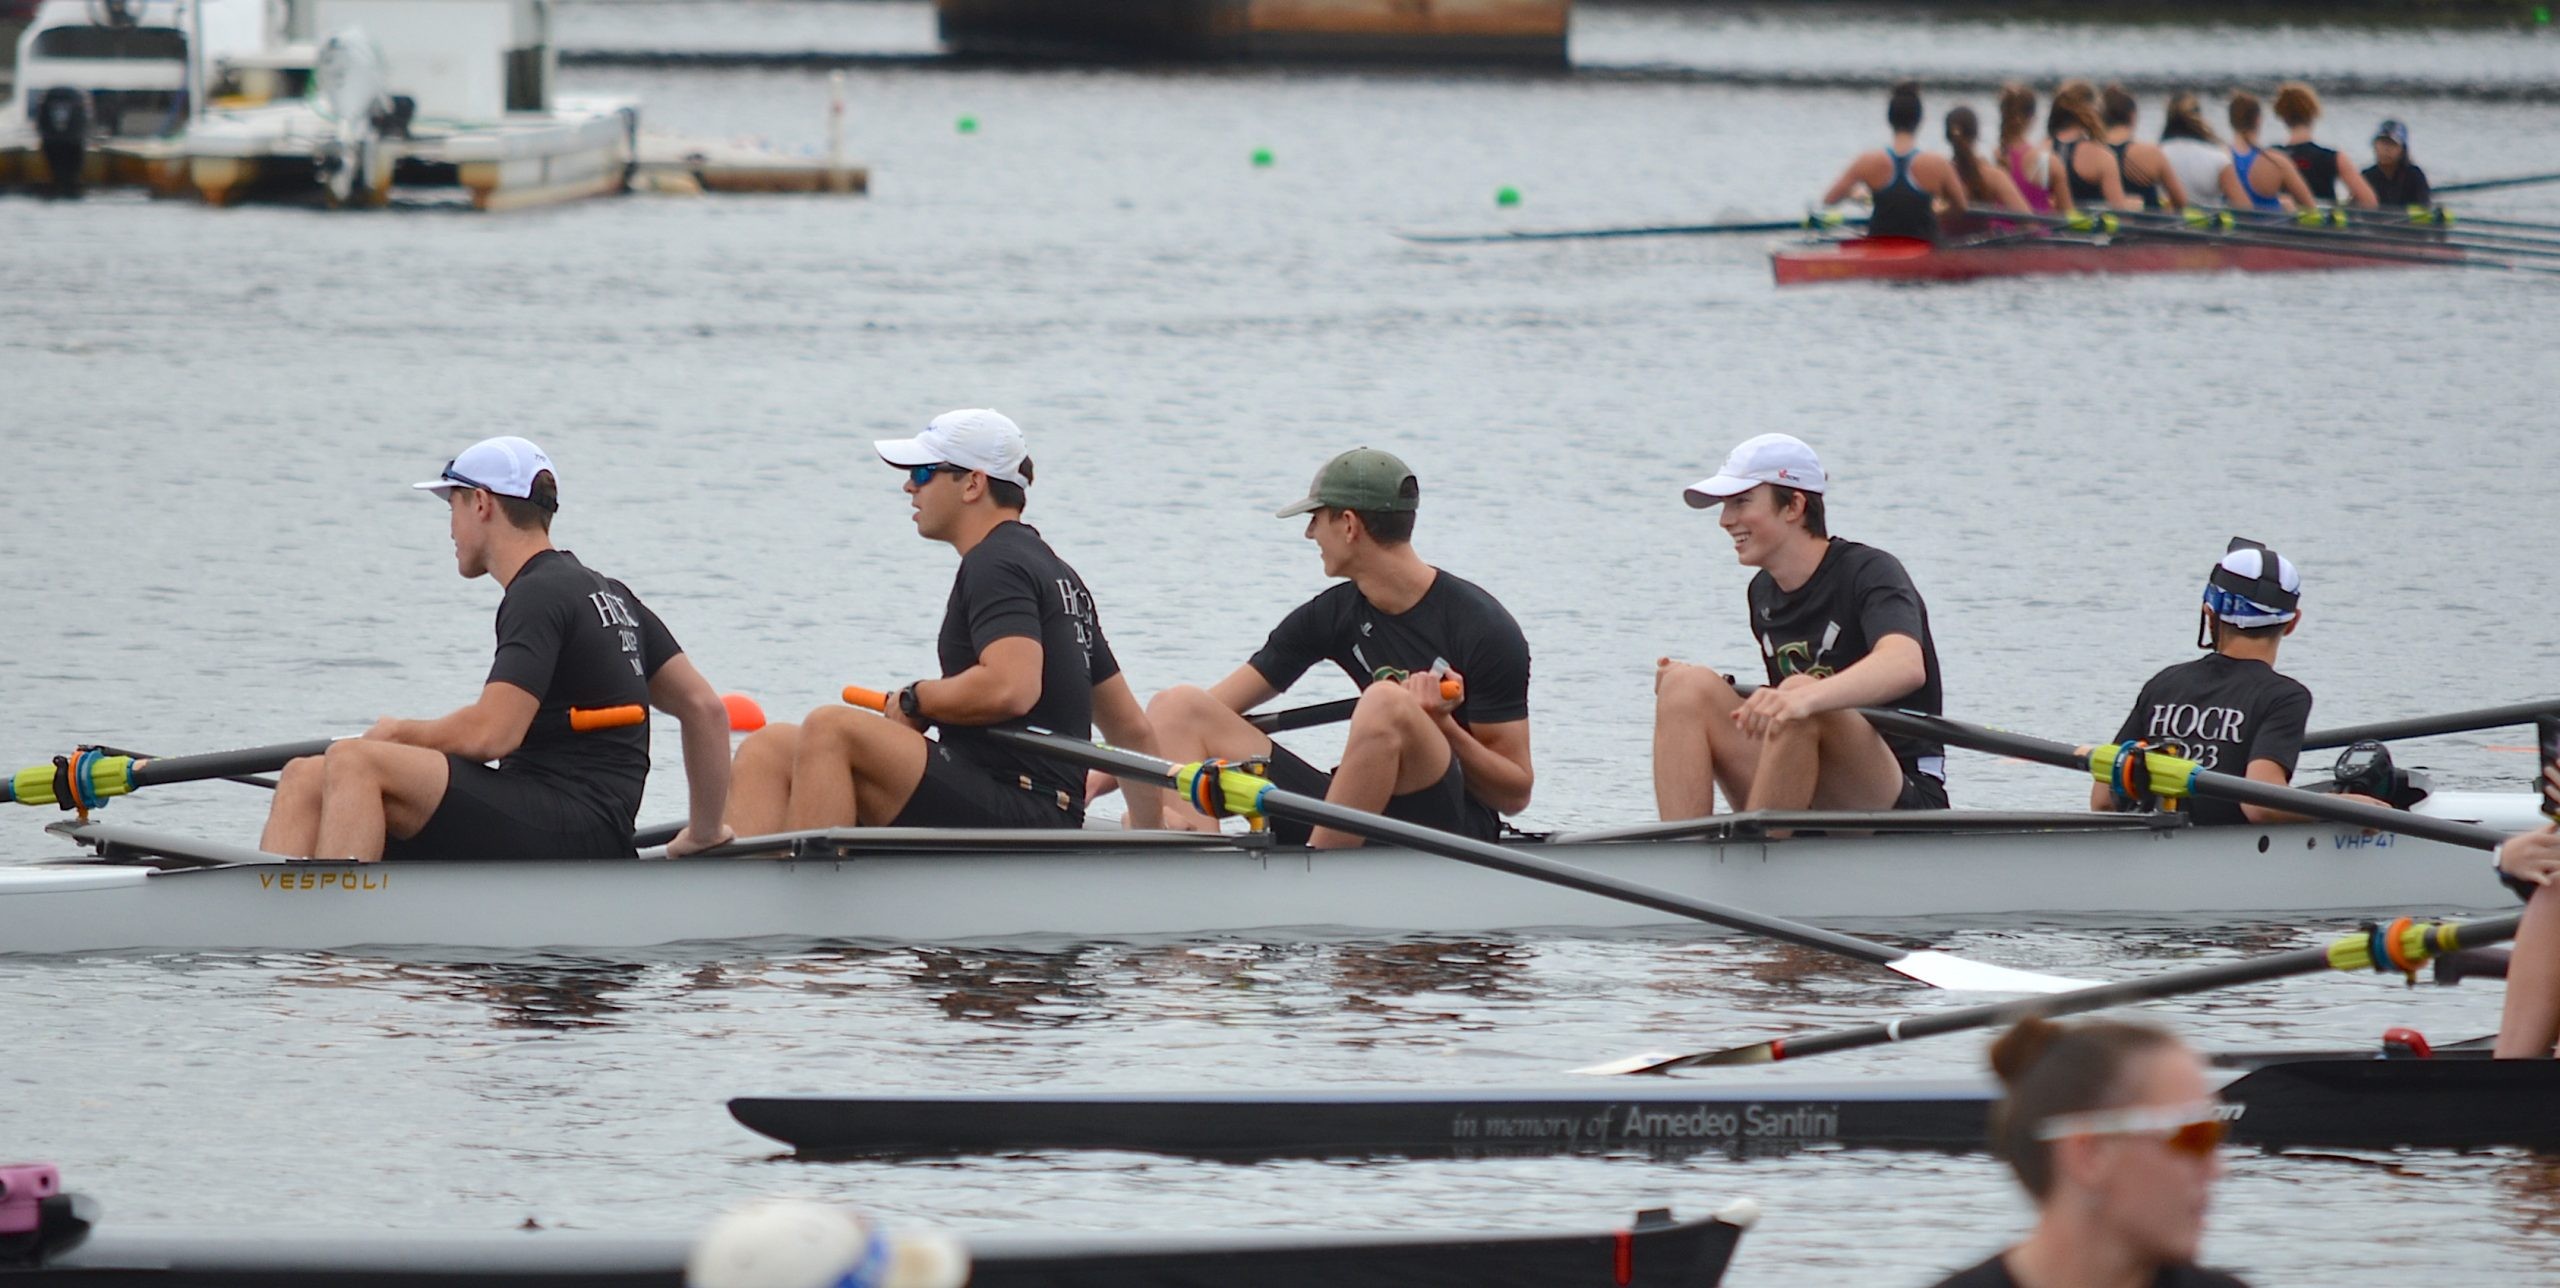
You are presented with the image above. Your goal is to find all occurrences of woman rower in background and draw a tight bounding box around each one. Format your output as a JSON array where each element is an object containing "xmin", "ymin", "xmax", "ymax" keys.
[
  {"xmin": 2047, "ymin": 81, "xmax": 2133, "ymax": 213},
  {"xmin": 2493, "ymin": 764, "xmax": 2560, "ymax": 1059},
  {"xmin": 1821, "ymin": 81, "xmax": 1966, "ymax": 240},
  {"xmin": 1946, "ymin": 106, "xmax": 2033, "ymax": 216},
  {"xmin": 2099, "ymin": 85, "xmax": 2189, "ymax": 212},
  {"xmin": 2363, "ymin": 119, "xmax": 2431, "ymax": 209},
  {"xmin": 2221, "ymin": 91, "xmax": 2316, "ymax": 214},
  {"xmin": 1929, "ymin": 1017, "xmax": 2248, "ymax": 1288},
  {"xmin": 2157, "ymin": 93, "xmax": 2231, "ymax": 208},
  {"xmin": 1996, "ymin": 83, "xmax": 2055, "ymax": 214},
  {"xmin": 2273, "ymin": 82, "xmax": 2379, "ymax": 209}
]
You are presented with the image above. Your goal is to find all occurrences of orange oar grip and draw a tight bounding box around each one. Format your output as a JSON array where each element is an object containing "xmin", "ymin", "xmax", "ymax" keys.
[
  {"xmin": 1439, "ymin": 677, "xmax": 1463, "ymax": 702},
  {"xmin": 842, "ymin": 685, "xmax": 889, "ymax": 712},
  {"xmin": 569, "ymin": 704, "xmax": 648, "ymax": 732}
]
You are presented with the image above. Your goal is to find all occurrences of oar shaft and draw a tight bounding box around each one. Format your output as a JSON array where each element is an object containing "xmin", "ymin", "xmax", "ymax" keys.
[
  {"xmin": 1248, "ymin": 697, "xmax": 1356, "ymax": 734},
  {"xmin": 2434, "ymin": 170, "xmax": 2560, "ymax": 195},
  {"xmin": 127, "ymin": 740, "xmax": 338, "ymax": 789},
  {"xmin": 2305, "ymin": 698, "xmax": 2560, "ymax": 750},
  {"xmin": 987, "ymin": 726, "xmax": 1915, "ymax": 970}
]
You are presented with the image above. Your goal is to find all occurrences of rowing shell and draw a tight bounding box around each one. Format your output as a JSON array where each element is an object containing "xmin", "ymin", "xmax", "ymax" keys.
[
  {"xmin": 14, "ymin": 1205, "xmax": 1755, "ymax": 1287},
  {"xmin": 0, "ymin": 794, "xmax": 2529, "ymax": 955},
  {"xmin": 1771, "ymin": 234, "xmax": 2463, "ymax": 286},
  {"xmin": 729, "ymin": 1051, "xmax": 2552, "ymax": 1163}
]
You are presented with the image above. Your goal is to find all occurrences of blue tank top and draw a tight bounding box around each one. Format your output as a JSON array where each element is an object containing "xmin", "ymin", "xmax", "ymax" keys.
[{"xmin": 2231, "ymin": 147, "xmax": 2284, "ymax": 212}]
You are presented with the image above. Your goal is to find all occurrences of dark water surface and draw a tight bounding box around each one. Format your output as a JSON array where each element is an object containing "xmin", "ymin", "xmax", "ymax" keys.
[{"xmin": 6, "ymin": 5, "xmax": 2560, "ymax": 1281}]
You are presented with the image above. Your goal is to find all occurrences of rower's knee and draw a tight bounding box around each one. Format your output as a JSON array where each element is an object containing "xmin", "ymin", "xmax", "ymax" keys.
[
  {"xmin": 1654, "ymin": 665, "xmax": 1733, "ymax": 719},
  {"xmin": 274, "ymin": 756, "xmax": 324, "ymax": 796},
  {"xmin": 1146, "ymin": 684, "xmax": 1219, "ymax": 731},
  {"xmin": 318, "ymin": 738, "xmax": 384, "ymax": 786},
  {"xmin": 733, "ymin": 724, "xmax": 800, "ymax": 775}
]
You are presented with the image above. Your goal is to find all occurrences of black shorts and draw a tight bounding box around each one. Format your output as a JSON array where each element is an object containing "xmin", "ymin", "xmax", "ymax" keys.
[
  {"xmin": 1895, "ymin": 768, "xmax": 1951, "ymax": 811},
  {"xmin": 384, "ymin": 755, "xmax": 634, "ymax": 861},
  {"xmin": 1260, "ymin": 742, "xmax": 1496, "ymax": 846},
  {"xmin": 889, "ymin": 742, "xmax": 1082, "ymax": 830}
]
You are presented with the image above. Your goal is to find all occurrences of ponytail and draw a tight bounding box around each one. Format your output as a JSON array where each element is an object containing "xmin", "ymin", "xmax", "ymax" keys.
[{"xmin": 1945, "ymin": 106, "xmax": 1990, "ymax": 201}]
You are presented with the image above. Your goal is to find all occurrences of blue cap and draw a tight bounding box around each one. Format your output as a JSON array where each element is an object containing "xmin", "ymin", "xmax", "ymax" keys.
[{"xmin": 2374, "ymin": 119, "xmax": 2409, "ymax": 147}]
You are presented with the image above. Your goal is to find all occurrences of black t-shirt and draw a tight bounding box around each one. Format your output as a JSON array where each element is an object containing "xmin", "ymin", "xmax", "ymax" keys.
[
  {"xmin": 1747, "ymin": 539, "xmax": 1946, "ymax": 780},
  {"xmin": 1931, "ymin": 1252, "xmax": 2249, "ymax": 1288},
  {"xmin": 2364, "ymin": 161, "xmax": 2431, "ymax": 208},
  {"xmin": 933, "ymin": 521, "xmax": 1121, "ymax": 808},
  {"xmin": 2284, "ymin": 140, "xmax": 2343, "ymax": 199},
  {"xmin": 487, "ymin": 549, "xmax": 678, "ymax": 830},
  {"xmin": 2110, "ymin": 653, "xmax": 2311, "ymax": 827},
  {"xmin": 1246, "ymin": 569, "xmax": 1532, "ymax": 830}
]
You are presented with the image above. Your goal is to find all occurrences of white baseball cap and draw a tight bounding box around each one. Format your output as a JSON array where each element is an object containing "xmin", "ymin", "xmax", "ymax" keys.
[
  {"xmin": 1683, "ymin": 433, "xmax": 1828, "ymax": 508},
  {"xmin": 413, "ymin": 435, "xmax": 558, "ymax": 509},
  {"xmin": 874, "ymin": 409, "xmax": 1031, "ymax": 489}
]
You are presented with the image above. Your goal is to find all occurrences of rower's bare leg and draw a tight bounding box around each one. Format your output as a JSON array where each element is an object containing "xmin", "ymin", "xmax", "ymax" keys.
[
  {"xmin": 1747, "ymin": 704, "xmax": 1905, "ymax": 814},
  {"xmin": 311, "ymin": 740, "xmax": 451, "ymax": 862},
  {"xmin": 1652, "ymin": 663, "xmax": 1758, "ymax": 819},
  {"xmin": 2495, "ymin": 887, "xmax": 2560, "ymax": 1058},
  {"xmin": 725, "ymin": 724, "xmax": 803, "ymax": 836},
  {"xmin": 259, "ymin": 756, "xmax": 327, "ymax": 856},
  {"xmin": 786, "ymin": 706, "xmax": 930, "ymax": 830},
  {"xmin": 1311, "ymin": 684, "xmax": 1450, "ymax": 850},
  {"xmin": 1143, "ymin": 685, "xmax": 1276, "ymax": 833}
]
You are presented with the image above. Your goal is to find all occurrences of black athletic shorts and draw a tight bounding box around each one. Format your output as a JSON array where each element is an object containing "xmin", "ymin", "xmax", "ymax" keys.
[
  {"xmin": 1260, "ymin": 742, "xmax": 1496, "ymax": 846},
  {"xmin": 889, "ymin": 742, "xmax": 1082, "ymax": 830},
  {"xmin": 384, "ymin": 755, "xmax": 634, "ymax": 861},
  {"xmin": 1895, "ymin": 769, "xmax": 1951, "ymax": 811}
]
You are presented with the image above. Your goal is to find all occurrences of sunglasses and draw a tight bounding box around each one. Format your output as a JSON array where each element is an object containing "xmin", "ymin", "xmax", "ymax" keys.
[
  {"xmin": 440, "ymin": 461, "xmax": 498, "ymax": 493},
  {"xmin": 2034, "ymin": 1101, "xmax": 2230, "ymax": 1158},
  {"xmin": 907, "ymin": 463, "xmax": 972, "ymax": 487}
]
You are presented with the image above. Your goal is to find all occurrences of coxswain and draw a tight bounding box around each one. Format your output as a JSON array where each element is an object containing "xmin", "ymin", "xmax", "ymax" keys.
[
  {"xmin": 2091, "ymin": 540, "xmax": 2386, "ymax": 824},
  {"xmin": 1821, "ymin": 81, "xmax": 1966, "ymax": 241},
  {"xmin": 1945, "ymin": 106, "xmax": 2033, "ymax": 215},
  {"xmin": 259, "ymin": 437, "xmax": 736, "ymax": 862},
  {"xmin": 2363, "ymin": 119, "xmax": 2431, "ymax": 209},
  {"xmin": 2099, "ymin": 84, "xmax": 2190, "ymax": 212},
  {"xmin": 1995, "ymin": 83, "xmax": 2055, "ymax": 215},
  {"xmin": 1130, "ymin": 449, "xmax": 1533, "ymax": 848},
  {"xmin": 2156, "ymin": 93, "xmax": 2230, "ymax": 209},
  {"xmin": 2273, "ymin": 82, "xmax": 2379, "ymax": 209},
  {"xmin": 2048, "ymin": 81, "xmax": 2133, "ymax": 213},
  {"xmin": 2493, "ymin": 766, "xmax": 2560, "ymax": 1058},
  {"xmin": 2222, "ymin": 92, "xmax": 2315, "ymax": 214},
  {"xmin": 722, "ymin": 410, "xmax": 1164, "ymax": 834},
  {"xmin": 1654, "ymin": 434, "xmax": 1950, "ymax": 819},
  {"xmin": 1928, "ymin": 1017, "xmax": 2247, "ymax": 1287}
]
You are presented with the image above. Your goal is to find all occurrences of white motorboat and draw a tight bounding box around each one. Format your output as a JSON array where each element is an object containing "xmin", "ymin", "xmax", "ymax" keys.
[
  {"xmin": 0, "ymin": 792, "xmax": 2532, "ymax": 955},
  {"xmin": 0, "ymin": 0, "xmax": 268, "ymax": 191}
]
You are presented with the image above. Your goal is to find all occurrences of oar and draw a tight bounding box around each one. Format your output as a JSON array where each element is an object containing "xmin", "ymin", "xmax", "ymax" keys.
[
  {"xmin": 2433, "ymin": 169, "xmax": 2560, "ymax": 196},
  {"xmin": 3, "ymin": 705, "xmax": 649, "ymax": 810},
  {"xmin": 1583, "ymin": 909, "xmax": 2523, "ymax": 1073},
  {"xmin": 2305, "ymin": 698, "xmax": 2560, "ymax": 751},
  {"xmin": 1396, "ymin": 211, "xmax": 1859, "ymax": 245},
  {"xmin": 834, "ymin": 687, "xmax": 2090, "ymax": 994},
  {"xmin": 2405, "ymin": 208, "xmax": 2560, "ymax": 235}
]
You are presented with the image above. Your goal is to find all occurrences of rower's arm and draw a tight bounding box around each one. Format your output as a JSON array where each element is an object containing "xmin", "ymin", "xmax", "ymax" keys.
[
  {"xmin": 1090, "ymin": 673, "xmax": 1167, "ymax": 829},
  {"xmin": 1440, "ymin": 715, "xmax": 1534, "ymax": 816},
  {"xmin": 1930, "ymin": 159, "xmax": 1969, "ymax": 213},
  {"xmin": 2273, "ymin": 155, "xmax": 2318, "ymax": 211},
  {"xmin": 1797, "ymin": 633, "xmax": 1929, "ymax": 716},
  {"xmin": 2099, "ymin": 154, "xmax": 2136, "ymax": 211},
  {"xmin": 2339, "ymin": 162, "xmax": 2379, "ymax": 210},
  {"xmin": 374, "ymin": 682, "xmax": 540, "ymax": 763},
  {"xmin": 1819, "ymin": 155, "xmax": 1875, "ymax": 206},
  {"xmin": 2219, "ymin": 163, "xmax": 2248, "ymax": 208},
  {"xmin": 648, "ymin": 653, "xmax": 733, "ymax": 851},
  {"xmin": 915, "ymin": 636, "xmax": 1044, "ymax": 724},
  {"xmin": 1210, "ymin": 664, "xmax": 1284, "ymax": 715},
  {"xmin": 2155, "ymin": 151, "xmax": 2192, "ymax": 212},
  {"xmin": 2237, "ymin": 758, "xmax": 2309, "ymax": 824}
]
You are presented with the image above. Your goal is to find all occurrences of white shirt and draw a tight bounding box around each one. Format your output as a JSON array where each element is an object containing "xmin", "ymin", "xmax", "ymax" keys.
[{"xmin": 2161, "ymin": 138, "xmax": 2229, "ymax": 206}]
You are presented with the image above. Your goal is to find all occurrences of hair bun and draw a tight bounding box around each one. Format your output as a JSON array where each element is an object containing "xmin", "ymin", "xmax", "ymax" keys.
[{"xmin": 1988, "ymin": 1014, "xmax": 2061, "ymax": 1085}]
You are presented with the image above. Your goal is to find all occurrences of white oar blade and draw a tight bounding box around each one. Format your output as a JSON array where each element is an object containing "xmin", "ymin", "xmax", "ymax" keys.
[
  {"xmin": 1890, "ymin": 949, "xmax": 2093, "ymax": 994},
  {"xmin": 1568, "ymin": 1052, "xmax": 1686, "ymax": 1077}
]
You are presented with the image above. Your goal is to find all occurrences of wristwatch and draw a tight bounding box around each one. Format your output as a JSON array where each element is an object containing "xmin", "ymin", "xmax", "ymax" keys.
[{"xmin": 897, "ymin": 682, "xmax": 926, "ymax": 720}]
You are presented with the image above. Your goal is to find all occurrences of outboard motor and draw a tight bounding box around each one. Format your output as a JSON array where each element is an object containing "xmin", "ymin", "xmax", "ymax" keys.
[
  {"xmin": 313, "ymin": 30, "xmax": 394, "ymax": 207},
  {"xmin": 33, "ymin": 87, "xmax": 93, "ymax": 198}
]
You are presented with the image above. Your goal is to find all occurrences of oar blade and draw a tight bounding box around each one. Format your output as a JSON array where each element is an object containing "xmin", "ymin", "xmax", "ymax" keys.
[
  {"xmin": 1889, "ymin": 949, "xmax": 2094, "ymax": 994},
  {"xmin": 1567, "ymin": 1051, "xmax": 1689, "ymax": 1077}
]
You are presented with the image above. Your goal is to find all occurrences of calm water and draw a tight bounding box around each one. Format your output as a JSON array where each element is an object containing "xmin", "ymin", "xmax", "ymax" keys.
[{"xmin": 6, "ymin": 4, "xmax": 2560, "ymax": 1281}]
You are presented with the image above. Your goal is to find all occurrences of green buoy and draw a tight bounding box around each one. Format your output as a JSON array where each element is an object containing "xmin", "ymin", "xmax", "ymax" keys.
[
  {"xmin": 2538, "ymin": 4, "xmax": 2552, "ymax": 22},
  {"xmin": 1252, "ymin": 147, "xmax": 1274, "ymax": 168},
  {"xmin": 957, "ymin": 115, "xmax": 978, "ymax": 134},
  {"xmin": 1496, "ymin": 185, "xmax": 1521, "ymax": 207}
]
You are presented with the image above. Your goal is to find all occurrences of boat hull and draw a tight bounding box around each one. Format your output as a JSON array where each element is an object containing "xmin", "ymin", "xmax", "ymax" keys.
[
  {"xmin": 1, "ymin": 800, "xmax": 2524, "ymax": 955},
  {"xmin": 1771, "ymin": 235, "xmax": 2452, "ymax": 286}
]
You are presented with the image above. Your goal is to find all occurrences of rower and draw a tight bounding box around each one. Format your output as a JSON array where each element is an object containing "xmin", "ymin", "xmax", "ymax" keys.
[
  {"xmin": 2090, "ymin": 540, "xmax": 2387, "ymax": 825},
  {"xmin": 2274, "ymin": 82, "xmax": 2380, "ymax": 210},
  {"xmin": 1929, "ymin": 1017, "xmax": 2246, "ymax": 1287},
  {"xmin": 1820, "ymin": 81, "xmax": 1966, "ymax": 241},
  {"xmin": 1131, "ymin": 448, "xmax": 1533, "ymax": 848},
  {"xmin": 259, "ymin": 436, "xmax": 736, "ymax": 862},
  {"xmin": 2156, "ymin": 93, "xmax": 2230, "ymax": 210},
  {"xmin": 722, "ymin": 409, "xmax": 1163, "ymax": 835},
  {"xmin": 2363, "ymin": 119, "xmax": 2431, "ymax": 209},
  {"xmin": 2222, "ymin": 92, "xmax": 2316, "ymax": 214},
  {"xmin": 2047, "ymin": 81, "xmax": 2133, "ymax": 213},
  {"xmin": 1945, "ymin": 106, "xmax": 2033, "ymax": 215},
  {"xmin": 2492, "ymin": 766, "xmax": 2560, "ymax": 1058},
  {"xmin": 2099, "ymin": 85, "xmax": 2190, "ymax": 212},
  {"xmin": 1994, "ymin": 83, "xmax": 2055, "ymax": 215},
  {"xmin": 1654, "ymin": 434, "xmax": 1949, "ymax": 820}
]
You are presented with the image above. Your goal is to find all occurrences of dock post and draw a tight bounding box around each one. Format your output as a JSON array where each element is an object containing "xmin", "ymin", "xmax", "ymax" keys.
[{"xmin": 826, "ymin": 71, "xmax": 849, "ymax": 194}]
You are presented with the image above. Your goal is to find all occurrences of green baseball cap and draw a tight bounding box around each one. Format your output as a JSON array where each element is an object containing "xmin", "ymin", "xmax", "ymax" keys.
[{"xmin": 1274, "ymin": 448, "xmax": 1421, "ymax": 518}]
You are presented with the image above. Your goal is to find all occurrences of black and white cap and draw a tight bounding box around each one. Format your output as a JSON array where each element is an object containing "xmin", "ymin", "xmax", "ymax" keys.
[
  {"xmin": 2202, "ymin": 539, "xmax": 2301, "ymax": 630},
  {"xmin": 413, "ymin": 436, "xmax": 558, "ymax": 510}
]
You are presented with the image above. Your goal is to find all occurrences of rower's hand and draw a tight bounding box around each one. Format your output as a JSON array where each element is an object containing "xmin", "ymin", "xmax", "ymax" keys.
[
  {"xmin": 664, "ymin": 823, "xmax": 735, "ymax": 859},
  {"xmin": 2499, "ymin": 823, "xmax": 2560, "ymax": 888},
  {"xmin": 1399, "ymin": 667, "xmax": 1461, "ymax": 719},
  {"xmin": 362, "ymin": 716, "xmax": 407, "ymax": 742},
  {"xmin": 1733, "ymin": 676, "xmax": 1818, "ymax": 740},
  {"xmin": 1085, "ymin": 769, "xmax": 1121, "ymax": 802}
]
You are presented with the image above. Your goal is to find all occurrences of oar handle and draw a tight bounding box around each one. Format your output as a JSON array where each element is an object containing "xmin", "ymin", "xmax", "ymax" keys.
[
  {"xmin": 843, "ymin": 685, "xmax": 888, "ymax": 711},
  {"xmin": 849, "ymin": 680, "xmax": 1460, "ymax": 732}
]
